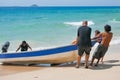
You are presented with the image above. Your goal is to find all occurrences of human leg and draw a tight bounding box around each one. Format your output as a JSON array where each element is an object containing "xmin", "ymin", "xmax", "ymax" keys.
[
  {"xmin": 90, "ymin": 57, "xmax": 95, "ymax": 66},
  {"xmin": 101, "ymin": 57, "xmax": 104, "ymax": 64},
  {"xmin": 90, "ymin": 44, "xmax": 102, "ymax": 66},
  {"xmin": 75, "ymin": 47, "xmax": 84, "ymax": 68},
  {"xmin": 84, "ymin": 47, "xmax": 91, "ymax": 68},
  {"xmin": 85, "ymin": 54, "xmax": 89, "ymax": 68},
  {"xmin": 100, "ymin": 45, "xmax": 108, "ymax": 64},
  {"xmin": 76, "ymin": 55, "xmax": 82, "ymax": 68},
  {"xmin": 95, "ymin": 58, "xmax": 100, "ymax": 66}
]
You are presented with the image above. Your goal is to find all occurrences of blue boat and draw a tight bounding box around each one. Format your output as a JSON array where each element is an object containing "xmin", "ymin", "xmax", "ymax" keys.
[
  {"xmin": 0, "ymin": 45, "xmax": 78, "ymax": 64},
  {"xmin": 0, "ymin": 41, "xmax": 96, "ymax": 64}
]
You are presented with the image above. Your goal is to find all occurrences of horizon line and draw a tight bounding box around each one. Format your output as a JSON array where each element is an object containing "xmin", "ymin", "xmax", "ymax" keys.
[{"xmin": 0, "ymin": 5, "xmax": 120, "ymax": 7}]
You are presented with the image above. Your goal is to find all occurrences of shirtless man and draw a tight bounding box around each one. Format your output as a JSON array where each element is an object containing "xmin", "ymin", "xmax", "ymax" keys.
[{"xmin": 90, "ymin": 24, "xmax": 113, "ymax": 66}]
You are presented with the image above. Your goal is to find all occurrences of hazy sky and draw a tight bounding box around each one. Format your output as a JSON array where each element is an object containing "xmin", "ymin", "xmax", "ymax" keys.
[{"xmin": 0, "ymin": 0, "xmax": 120, "ymax": 6}]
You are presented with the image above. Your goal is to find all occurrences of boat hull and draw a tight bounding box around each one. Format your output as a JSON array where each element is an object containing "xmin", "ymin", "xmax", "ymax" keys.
[
  {"xmin": 0, "ymin": 45, "xmax": 78, "ymax": 64},
  {"xmin": 1, "ymin": 51, "xmax": 77, "ymax": 64},
  {"xmin": 0, "ymin": 41, "xmax": 96, "ymax": 64}
]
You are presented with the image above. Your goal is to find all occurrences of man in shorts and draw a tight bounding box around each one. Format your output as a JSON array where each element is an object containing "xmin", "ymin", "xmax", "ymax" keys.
[
  {"xmin": 90, "ymin": 25, "xmax": 113, "ymax": 66},
  {"xmin": 74, "ymin": 21, "xmax": 92, "ymax": 68}
]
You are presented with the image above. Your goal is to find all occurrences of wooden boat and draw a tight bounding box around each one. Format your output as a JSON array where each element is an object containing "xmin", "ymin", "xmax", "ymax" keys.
[
  {"xmin": 0, "ymin": 45, "xmax": 78, "ymax": 65},
  {"xmin": 0, "ymin": 41, "xmax": 96, "ymax": 65}
]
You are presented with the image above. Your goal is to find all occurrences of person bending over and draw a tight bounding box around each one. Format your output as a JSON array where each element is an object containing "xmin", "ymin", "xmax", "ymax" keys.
[{"xmin": 16, "ymin": 41, "xmax": 32, "ymax": 52}]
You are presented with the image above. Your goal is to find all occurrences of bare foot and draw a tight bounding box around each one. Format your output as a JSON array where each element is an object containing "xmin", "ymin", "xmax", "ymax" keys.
[
  {"xmin": 90, "ymin": 63, "xmax": 93, "ymax": 66},
  {"xmin": 75, "ymin": 65, "xmax": 80, "ymax": 68},
  {"xmin": 85, "ymin": 65, "xmax": 88, "ymax": 69},
  {"xmin": 95, "ymin": 64, "xmax": 98, "ymax": 67}
]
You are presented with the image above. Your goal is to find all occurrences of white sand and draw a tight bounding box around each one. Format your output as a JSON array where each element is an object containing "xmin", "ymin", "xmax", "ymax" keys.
[{"xmin": 0, "ymin": 44, "xmax": 120, "ymax": 80}]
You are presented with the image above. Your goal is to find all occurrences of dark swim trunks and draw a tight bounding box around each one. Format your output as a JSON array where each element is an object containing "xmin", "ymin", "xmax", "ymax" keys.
[
  {"xmin": 78, "ymin": 46, "xmax": 91, "ymax": 56},
  {"xmin": 93, "ymin": 44, "xmax": 108, "ymax": 59}
]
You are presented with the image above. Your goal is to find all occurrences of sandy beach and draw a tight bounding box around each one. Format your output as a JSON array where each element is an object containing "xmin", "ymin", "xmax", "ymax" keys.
[{"xmin": 0, "ymin": 44, "xmax": 120, "ymax": 80}]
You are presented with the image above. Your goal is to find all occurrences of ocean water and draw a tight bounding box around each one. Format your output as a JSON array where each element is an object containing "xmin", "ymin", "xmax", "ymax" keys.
[{"xmin": 0, "ymin": 6, "xmax": 120, "ymax": 51}]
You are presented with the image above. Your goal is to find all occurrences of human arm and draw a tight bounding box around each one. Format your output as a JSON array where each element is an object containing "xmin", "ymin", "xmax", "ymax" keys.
[
  {"xmin": 91, "ymin": 33, "xmax": 102, "ymax": 40},
  {"xmin": 16, "ymin": 45, "xmax": 21, "ymax": 52},
  {"xmin": 72, "ymin": 38, "xmax": 78, "ymax": 45},
  {"xmin": 28, "ymin": 44, "xmax": 32, "ymax": 51}
]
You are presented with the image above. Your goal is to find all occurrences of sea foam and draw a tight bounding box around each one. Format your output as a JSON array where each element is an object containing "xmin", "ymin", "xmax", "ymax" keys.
[
  {"xmin": 109, "ymin": 19, "xmax": 120, "ymax": 23},
  {"xmin": 110, "ymin": 37, "xmax": 120, "ymax": 45},
  {"xmin": 64, "ymin": 21, "xmax": 95, "ymax": 27}
]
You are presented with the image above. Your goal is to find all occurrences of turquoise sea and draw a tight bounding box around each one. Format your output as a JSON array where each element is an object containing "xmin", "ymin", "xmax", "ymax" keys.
[{"xmin": 0, "ymin": 6, "xmax": 120, "ymax": 51}]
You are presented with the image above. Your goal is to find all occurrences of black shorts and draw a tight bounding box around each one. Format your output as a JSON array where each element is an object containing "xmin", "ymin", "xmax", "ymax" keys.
[{"xmin": 78, "ymin": 46, "xmax": 91, "ymax": 56}]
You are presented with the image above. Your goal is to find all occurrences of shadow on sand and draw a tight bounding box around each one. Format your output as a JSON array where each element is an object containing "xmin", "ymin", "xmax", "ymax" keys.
[
  {"xmin": 58, "ymin": 60, "xmax": 120, "ymax": 70},
  {"xmin": 89, "ymin": 60, "xmax": 120, "ymax": 70},
  {"xmin": 1, "ymin": 60, "xmax": 120, "ymax": 70}
]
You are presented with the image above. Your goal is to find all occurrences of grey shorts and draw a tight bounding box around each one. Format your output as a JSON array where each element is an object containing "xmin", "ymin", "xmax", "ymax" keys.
[
  {"xmin": 78, "ymin": 46, "xmax": 91, "ymax": 56},
  {"xmin": 93, "ymin": 44, "xmax": 108, "ymax": 59}
]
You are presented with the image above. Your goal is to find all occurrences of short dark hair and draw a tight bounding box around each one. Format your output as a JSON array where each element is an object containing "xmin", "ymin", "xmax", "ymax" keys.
[
  {"xmin": 95, "ymin": 30, "xmax": 100, "ymax": 34},
  {"xmin": 84, "ymin": 21, "xmax": 88, "ymax": 24},
  {"xmin": 22, "ymin": 41, "xmax": 26, "ymax": 44},
  {"xmin": 104, "ymin": 24, "xmax": 111, "ymax": 32}
]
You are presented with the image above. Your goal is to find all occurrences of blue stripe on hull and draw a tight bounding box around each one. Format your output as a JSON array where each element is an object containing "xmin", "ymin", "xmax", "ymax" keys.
[{"xmin": 0, "ymin": 45, "xmax": 77, "ymax": 58}]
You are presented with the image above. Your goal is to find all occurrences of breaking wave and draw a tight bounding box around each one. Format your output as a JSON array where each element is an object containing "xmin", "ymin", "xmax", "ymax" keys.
[
  {"xmin": 109, "ymin": 19, "xmax": 120, "ymax": 23},
  {"xmin": 64, "ymin": 21, "xmax": 95, "ymax": 27}
]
